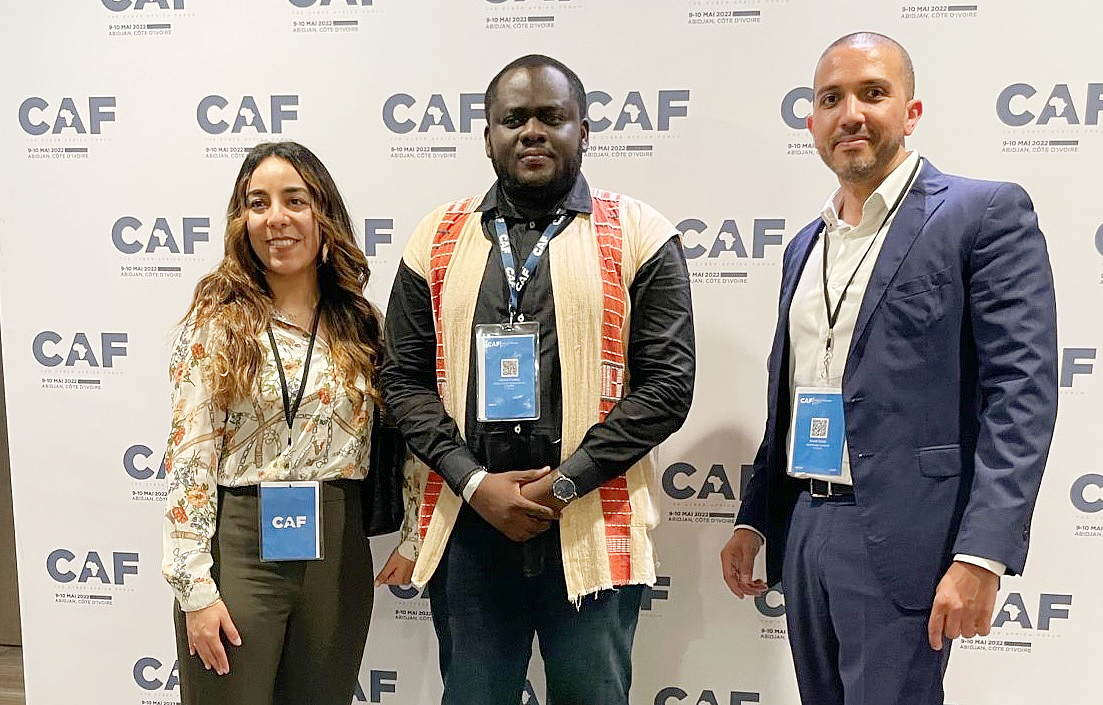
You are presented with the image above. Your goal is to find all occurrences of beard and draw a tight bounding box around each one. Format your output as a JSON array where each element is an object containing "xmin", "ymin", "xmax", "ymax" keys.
[
  {"xmin": 820, "ymin": 130, "xmax": 903, "ymax": 185},
  {"xmin": 492, "ymin": 142, "xmax": 585, "ymax": 210}
]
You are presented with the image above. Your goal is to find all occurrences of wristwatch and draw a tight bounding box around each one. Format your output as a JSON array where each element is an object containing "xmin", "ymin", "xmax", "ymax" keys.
[{"xmin": 551, "ymin": 472, "xmax": 578, "ymax": 504}]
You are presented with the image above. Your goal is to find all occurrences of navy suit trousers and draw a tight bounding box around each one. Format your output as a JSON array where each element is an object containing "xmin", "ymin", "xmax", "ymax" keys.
[{"xmin": 783, "ymin": 492, "xmax": 952, "ymax": 705}]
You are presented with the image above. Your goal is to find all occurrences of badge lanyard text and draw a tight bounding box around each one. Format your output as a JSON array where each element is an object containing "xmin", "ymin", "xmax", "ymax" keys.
[{"xmin": 492, "ymin": 210, "xmax": 570, "ymax": 327}]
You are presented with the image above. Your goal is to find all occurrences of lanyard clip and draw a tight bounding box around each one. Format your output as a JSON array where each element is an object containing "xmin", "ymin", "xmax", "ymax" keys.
[{"xmin": 821, "ymin": 329, "xmax": 834, "ymax": 381}]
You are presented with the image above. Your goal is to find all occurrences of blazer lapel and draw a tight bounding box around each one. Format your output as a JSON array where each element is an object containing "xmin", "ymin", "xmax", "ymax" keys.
[
  {"xmin": 780, "ymin": 223, "xmax": 820, "ymax": 314},
  {"xmin": 768, "ymin": 221, "xmax": 821, "ymax": 395},
  {"xmin": 848, "ymin": 160, "xmax": 949, "ymax": 356}
]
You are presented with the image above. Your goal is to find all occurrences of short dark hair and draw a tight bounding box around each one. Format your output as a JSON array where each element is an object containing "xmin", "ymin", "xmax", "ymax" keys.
[
  {"xmin": 821, "ymin": 32, "xmax": 915, "ymax": 99},
  {"xmin": 485, "ymin": 54, "xmax": 587, "ymax": 116}
]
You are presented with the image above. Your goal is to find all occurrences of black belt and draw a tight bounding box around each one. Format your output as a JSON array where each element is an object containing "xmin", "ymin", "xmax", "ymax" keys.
[
  {"xmin": 220, "ymin": 478, "xmax": 362, "ymax": 497},
  {"xmin": 808, "ymin": 479, "xmax": 854, "ymax": 499}
]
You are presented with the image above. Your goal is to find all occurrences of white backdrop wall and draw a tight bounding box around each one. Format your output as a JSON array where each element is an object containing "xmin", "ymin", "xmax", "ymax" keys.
[{"xmin": 2, "ymin": 1, "xmax": 1101, "ymax": 704}]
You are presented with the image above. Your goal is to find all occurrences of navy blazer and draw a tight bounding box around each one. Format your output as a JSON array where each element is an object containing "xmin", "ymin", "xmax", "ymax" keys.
[{"xmin": 736, "ymin": 160, "xmax": 1058, "ymax": 610}]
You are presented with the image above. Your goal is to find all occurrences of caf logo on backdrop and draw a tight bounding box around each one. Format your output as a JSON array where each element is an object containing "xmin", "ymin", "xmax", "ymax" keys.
[
  {"xmin": 663, "ymin": 462, "xmax": 742, "ymax": 502},
  {"xmin": 19, "ymin": 97, "xmax": 116, "ymax": 136},
  {"xmin": 33, "ymin": 331, "xmax": 127, "ymax": 369},
  {"xmin": 662, "ymin": 462, "xmax": 753, "ymax": 526},
  {"xmin": 991, "ymin": 592, "xmax": 1072, "ymax": 632},
  {"xmin": 677, "ymin": 217, "xmax": 788, "ymax": 286},
  {"xmin": 33, "ymin": 330, "xmax": 129, "ymax": 392},
  {"xmin": 996, "ymin": 83, "xmax": 1103, "ymax": 127},
  {"xmin": 382, "ymin": 91, "xmax": 478, "ymax": 162},
  {"xmin": 47, "ymin": 549, "xmax": 139, "ymax": 607},
  {"xmin": 958, "ymin": 590, "xmax": 1073, "ymax": 655},
  {"xmin": 585, "ymin": 90, "xmax": 690, "ymax": 133},
  {"xmin": 112, "ymin": 216, "xmax": 210, "ymax": 256},
  {"xmin": 382, "ymin": 93, "xmax": 485, "ymax": 135},
  {"xmin": 112, "ymin": 215, "xmax": 213, "ymax": 281},
  {"xmin": 20, "ymin": 97, "xmax": 112, "ymax": 158},
  {"xmin": 47, "ymin": 549, "xmax": 139, "ymax": 585},
  {"xmin": 996, "ymin": 82, "xmax": 1101, "ymax": 155},
  {"xmin": 678, "ymin": 218, "xmax": 786, "ymax": 261},
  {"xmin": 196, "ymin": 95, "xmax": 299, "ymax": 135}
]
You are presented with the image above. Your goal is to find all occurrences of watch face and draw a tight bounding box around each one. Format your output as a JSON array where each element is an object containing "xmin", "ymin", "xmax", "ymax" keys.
[{"xmin": 553, "ymin": 475, "xmax": 576, "ymax": 502}]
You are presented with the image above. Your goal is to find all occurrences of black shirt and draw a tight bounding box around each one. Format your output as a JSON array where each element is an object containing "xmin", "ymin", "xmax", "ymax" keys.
[{"xmin": 381, "ymin": 174, "xmax": 695, "ymax": 498}]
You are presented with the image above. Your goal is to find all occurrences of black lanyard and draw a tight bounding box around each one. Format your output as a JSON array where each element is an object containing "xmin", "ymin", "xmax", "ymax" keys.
[
  {"xmin": 821, "ymin": 157, "xmax": 922, "ymax": 358},
  {"xmin": 266, "ymin": 305, "xmax": 321, "ymax": 447},
  {"xmin": 491, "ymin": 210, "xmax": 571, "ymax": 326}
]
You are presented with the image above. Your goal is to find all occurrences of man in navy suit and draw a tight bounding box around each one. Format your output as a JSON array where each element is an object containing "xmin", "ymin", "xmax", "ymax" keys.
[{"xmin": 720, "ymin": 32, "xmax": 1058, "ymax": 705}]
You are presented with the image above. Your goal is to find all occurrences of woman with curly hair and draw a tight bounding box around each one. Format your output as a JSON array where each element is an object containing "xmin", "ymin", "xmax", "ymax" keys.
[{"xmin": 161, "ymin": 141, "xmax": 384, "ymax": 705}]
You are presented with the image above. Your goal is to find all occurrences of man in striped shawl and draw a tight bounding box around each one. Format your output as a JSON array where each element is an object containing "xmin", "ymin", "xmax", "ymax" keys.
[{"xmin": 377, "ymin": 54, "xmax": 695, "ymax": 705}]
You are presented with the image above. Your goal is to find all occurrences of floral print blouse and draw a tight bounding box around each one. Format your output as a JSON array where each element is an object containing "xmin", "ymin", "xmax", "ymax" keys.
[{"xmin": 161, "ymin": 312, "xmax": 373, "ymax": 612}]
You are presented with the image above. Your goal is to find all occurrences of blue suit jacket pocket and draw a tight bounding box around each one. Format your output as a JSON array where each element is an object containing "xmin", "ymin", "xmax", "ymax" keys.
[
  {"xmin": 883, "ymin": 268, "xmax": 953, "ymax": 332},
  {"xmin": 917, "ymin": 445, "xmax": 962, "ymax": 477}
]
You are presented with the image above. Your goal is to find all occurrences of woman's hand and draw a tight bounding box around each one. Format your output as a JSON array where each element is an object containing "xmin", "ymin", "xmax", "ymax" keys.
[
  {"xmin": 185, "ymin": 600, "xmax": 242, "ymax": 675},
  {"xmin": 374, "ymin": 548, "xmax": 416, "ymax": 587}
]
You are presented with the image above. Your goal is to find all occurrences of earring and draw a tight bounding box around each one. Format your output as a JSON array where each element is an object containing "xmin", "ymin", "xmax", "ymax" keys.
[{"xmin": 321, "ymin": 243, "xmax": 330, "ymax": 264}]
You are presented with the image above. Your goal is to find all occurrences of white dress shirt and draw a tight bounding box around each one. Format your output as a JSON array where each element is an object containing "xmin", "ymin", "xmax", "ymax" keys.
[{"xmin": 786, "ymin": 150, "xmax": 922, "ymax": 485}]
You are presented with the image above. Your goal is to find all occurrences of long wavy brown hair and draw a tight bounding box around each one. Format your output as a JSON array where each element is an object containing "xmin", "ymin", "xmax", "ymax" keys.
[{"xmin": 182, "ymin": 141, "xmax": 382, "ymax": 410}]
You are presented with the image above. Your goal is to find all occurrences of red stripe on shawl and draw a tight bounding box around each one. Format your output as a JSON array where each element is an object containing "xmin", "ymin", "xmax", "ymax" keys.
[
  {"xmin": 591, "ymin": 189, "xmax": 632, "ymax": 585},
  {"xmin": 419, "ymin": 196, "xmax": 478, "ymax": 537}
]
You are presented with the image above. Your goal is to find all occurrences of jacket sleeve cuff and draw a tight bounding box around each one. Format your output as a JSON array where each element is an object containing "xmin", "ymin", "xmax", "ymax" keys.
[
  {"xmin": 733, "ymin": 524, "xmax": 766, "ymax": 544},
  {"xmin": 461, "ymin": 469, "xmax": 488, "ymax": 502},
  {"xmin": 436, "ymin": 450, "xmax": 485, "ymax": 496},
  {"xmin": 953, "ymin": 554, "xmax": 1006, "ymax": 576},
  {"xmin": 557, "ymin": 448, "xmax": 602, "ymax": 497}
]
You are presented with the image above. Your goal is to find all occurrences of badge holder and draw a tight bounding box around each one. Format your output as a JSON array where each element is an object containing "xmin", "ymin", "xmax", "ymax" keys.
[
  {"xmin": 475, "ymin": 321, "xmax": 540, "ymax": 422},
  {"xmin": 259, "ymin": 481, "xmax": 323, "ymax": 561},
  {"xmin": 787, "ymin": 387, "xmax": 846, "ymax": 481}
]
